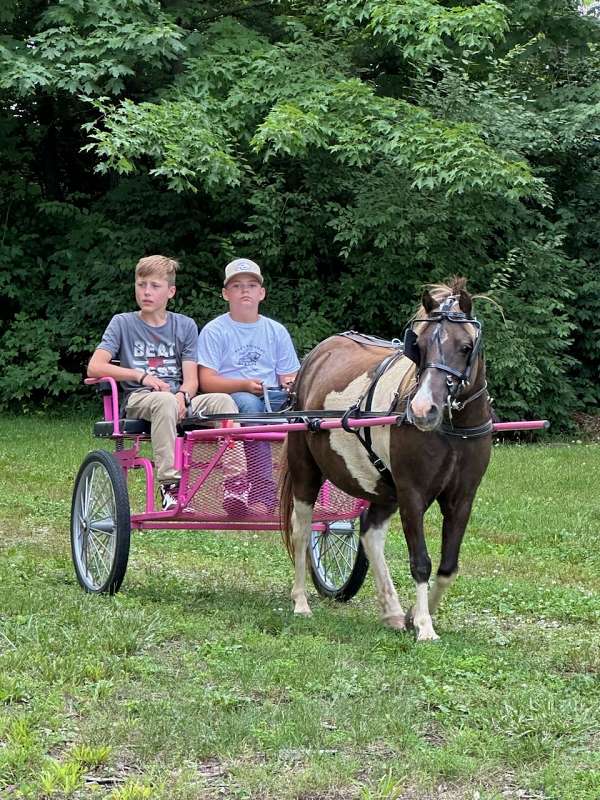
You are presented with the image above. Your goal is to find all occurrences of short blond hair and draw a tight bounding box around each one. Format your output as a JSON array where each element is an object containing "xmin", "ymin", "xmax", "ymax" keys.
[{"xmin": 135, "ymin": 255, "xmax": 179, "ymax": 286}]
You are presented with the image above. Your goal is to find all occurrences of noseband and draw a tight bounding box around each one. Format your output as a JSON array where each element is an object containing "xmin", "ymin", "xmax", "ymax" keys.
[{"xmin": 403, "ymin": 297, "xmax": 484, "ymax": 416}]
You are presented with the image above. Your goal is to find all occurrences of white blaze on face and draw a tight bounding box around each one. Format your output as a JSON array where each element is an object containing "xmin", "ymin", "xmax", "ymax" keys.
[{"xmin": 410, "ymin": 370, "xmax": 435, "ymax": 419}]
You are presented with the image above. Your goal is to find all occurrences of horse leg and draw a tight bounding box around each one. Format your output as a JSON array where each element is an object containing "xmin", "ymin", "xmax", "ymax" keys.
[
  {"xmin": 290, "ymin": 497, "xmax": 317, "ymax": 615},
  {"xmin": 399, "ymin": 503, "xmax": 438, "ymax": 641},
  {"xmin": 429, "ymin": 494, "xmax": 474, "ymax": 616},
  {"xmin": 287, "ymin": 434, "xmax": 322, "ymax": 617},
  {"xmin": 359, "ymin": 502, "xmax": 406, "ymax": 630}
]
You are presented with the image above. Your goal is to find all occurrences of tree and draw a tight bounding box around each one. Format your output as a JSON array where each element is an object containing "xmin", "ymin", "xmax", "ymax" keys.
[{"xmin": 0, "ymin": 1, "xmax": 597, "ymax": 423}]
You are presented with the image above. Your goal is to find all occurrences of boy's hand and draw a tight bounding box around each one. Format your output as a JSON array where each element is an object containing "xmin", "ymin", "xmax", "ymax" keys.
[
  {"xmin": 176, "ymin": 393, "xmax": 187, "ymax": 420},
  {"xmin": 245, "ymin": 379, "xmax": 264, "ymax": 396},
  {"xmin": 142, "ymin": 373, "xmax": 171, "ymax": 392}
]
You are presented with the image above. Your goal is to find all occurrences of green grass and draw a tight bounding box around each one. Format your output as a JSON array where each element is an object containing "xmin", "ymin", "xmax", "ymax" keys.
[{"xmin": 0, "ymin": 415, "xmax": 599, "ymax": 799}]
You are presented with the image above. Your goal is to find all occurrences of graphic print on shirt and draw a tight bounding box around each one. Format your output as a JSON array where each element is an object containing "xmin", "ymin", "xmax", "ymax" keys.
[
  {"xmin": 133, "ymin": 340, "xmax": 180, "ymax": 380},
  {"xmin": 237, "ymin": 344, "xmax": 265, "ymax": 369}
]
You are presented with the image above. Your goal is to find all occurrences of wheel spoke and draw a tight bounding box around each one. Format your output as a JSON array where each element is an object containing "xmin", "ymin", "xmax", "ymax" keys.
[
  {"xmin": 310, "ymin": 521, "xmax": 362, "ymax": 592},
  {"xmin": 324, "ymin": 532, "xmax": 350, "ymax": 581},
  {"xmin": 89, "ymin": 529, "xmax": 114, "ymax": 560},
  {"xmin": 329, "ymin": 537, "xmax": 354, "ymax": 574},
  {"xmin": 88, "ymin": 532, "xmax": 111, "ymax": 578},
  {"xmin": 72, "ymin": 456, "xmax": 128, "ymax": 592}
]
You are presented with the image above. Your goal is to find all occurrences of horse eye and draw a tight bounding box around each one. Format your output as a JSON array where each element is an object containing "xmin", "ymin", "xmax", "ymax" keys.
[{"xmin": 460, "ymin": 344, "xmax": 473, "ymax": 355}]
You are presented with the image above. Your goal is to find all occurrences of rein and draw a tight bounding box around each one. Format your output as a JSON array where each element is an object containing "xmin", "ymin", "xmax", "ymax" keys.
[{"xmin": 192, "ymin": 313, "xmax": 492, "ymax": 483}]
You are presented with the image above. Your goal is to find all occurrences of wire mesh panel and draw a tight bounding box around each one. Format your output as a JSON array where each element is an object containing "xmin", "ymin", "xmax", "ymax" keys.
[{"xmin": 182, "ymin": 434, "xmax": 362, "ymax": 523}]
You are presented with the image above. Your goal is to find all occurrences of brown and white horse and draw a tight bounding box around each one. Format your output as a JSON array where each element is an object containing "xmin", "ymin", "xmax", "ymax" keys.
[{"xmin": 280, "ymin": 278, "xmax": 492, "ymax": 640}]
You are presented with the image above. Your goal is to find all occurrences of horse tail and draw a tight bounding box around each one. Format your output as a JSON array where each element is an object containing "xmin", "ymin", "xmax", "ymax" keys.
[{"xmin": 278, "ymin": 439, "xmax": 295, "ymax": 562}]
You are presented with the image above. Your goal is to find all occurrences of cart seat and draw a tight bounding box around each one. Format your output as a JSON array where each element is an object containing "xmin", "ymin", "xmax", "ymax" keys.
[
  {"xmin": 93, "ymin": 415, "xmax": 218, "ymax": 438},
  {"xmin": 94, "ymin": 419, "xmax": 151, "ymax": 437}
]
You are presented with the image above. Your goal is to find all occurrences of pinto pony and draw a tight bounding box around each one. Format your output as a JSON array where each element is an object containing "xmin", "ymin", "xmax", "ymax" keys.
[{"xmin": 280, "ymin": 278, "xmax": 492, "ymax": 641}]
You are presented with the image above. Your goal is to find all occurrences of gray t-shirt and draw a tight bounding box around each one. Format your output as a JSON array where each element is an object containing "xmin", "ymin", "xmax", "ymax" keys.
[{"xmin": 98, "ymin": 311, "xmax": 198, "ymax": 396}]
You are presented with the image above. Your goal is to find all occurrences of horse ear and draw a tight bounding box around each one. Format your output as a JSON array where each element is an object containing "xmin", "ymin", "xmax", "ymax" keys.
[
  {"xmin": 458, "ymin": 289, "xmax": 472, "ymax": 317},
  {"xmin": 422, "ymin": 290, "xmax": 436, "ymax": 313}
]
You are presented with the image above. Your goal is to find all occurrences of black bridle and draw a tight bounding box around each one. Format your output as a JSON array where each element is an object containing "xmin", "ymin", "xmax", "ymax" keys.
[{"xmin": 403, "ymin": 297, "xmax": 484, "ymax": 417}]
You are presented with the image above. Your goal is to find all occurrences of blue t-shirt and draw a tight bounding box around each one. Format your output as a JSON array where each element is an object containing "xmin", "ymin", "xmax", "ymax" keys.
[{"xmin": 197, "ymin": 314, "xmax": 300, "ymax": 386}]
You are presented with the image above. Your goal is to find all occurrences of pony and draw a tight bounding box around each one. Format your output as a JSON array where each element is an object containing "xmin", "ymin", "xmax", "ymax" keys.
[{"xmin": 280, "ymin": 278, "xmax": 492, "ymax": 641}]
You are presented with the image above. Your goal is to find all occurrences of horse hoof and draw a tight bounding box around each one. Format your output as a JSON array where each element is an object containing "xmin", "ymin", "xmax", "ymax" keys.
[
  {"xmin": 293, "ymin": 607, "xmax": 312, "ymax": 617},
  {"xmin": 416, "ymin": 627, "xmax": 440, "ymax": 642},
  {"xmin": 383, "ymin": 614, "xmax": 406, "ymax": 631}
]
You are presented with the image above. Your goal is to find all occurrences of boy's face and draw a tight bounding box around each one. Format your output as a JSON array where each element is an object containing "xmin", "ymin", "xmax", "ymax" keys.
[
  {"xmin": 222, "ymin": 277, "xmax": 265, "ymax": 310},
  {"xmin": 135, "ymin": 273, "xmax": 175, "ymax": 314}
]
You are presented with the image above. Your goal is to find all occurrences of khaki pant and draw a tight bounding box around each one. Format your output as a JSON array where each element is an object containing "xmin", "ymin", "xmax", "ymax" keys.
[{"xmin": 126, "ymin": 391, "xmax": 238, "ymax": 484}]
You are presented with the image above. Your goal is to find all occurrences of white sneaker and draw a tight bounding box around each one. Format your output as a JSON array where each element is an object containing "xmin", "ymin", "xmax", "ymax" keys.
[{"xmin": 160, "ymin": 483, "xmax": 179, "ymax": 511}]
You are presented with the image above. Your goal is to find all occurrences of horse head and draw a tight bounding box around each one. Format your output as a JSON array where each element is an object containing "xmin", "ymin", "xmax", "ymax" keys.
[{"xmin": 405, "ymin": 279, "xmax": 483, "ymax": 432}]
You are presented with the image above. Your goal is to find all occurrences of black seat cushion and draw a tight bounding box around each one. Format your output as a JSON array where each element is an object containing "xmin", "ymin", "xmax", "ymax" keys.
[
  {"xmin": 93, "ymin": 419, "xmax": 151, "ymax": 437},
  {"xmin": 93, "ymin": 416, "xmax": 218, "ymax": 438}
]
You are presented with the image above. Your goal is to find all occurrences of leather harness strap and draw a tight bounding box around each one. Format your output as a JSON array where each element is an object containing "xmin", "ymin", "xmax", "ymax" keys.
[{"xmin": 339, "ymin": 349, "xmax": 408, "ymax": 488}]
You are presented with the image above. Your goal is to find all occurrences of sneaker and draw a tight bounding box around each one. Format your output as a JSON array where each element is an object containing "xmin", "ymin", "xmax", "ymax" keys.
[
  {"xmin": 160, "ymin": 482, "xmax": 180, "ymax": 511},
  {"xmin": 223, "ymin": 476, "xmax": 249, "ymax": 517}
]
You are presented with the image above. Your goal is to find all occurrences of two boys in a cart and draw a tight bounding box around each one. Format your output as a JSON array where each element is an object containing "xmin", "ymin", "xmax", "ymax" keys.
[{"xmin": 87, "ymin": 255, "xmax": 300, "ymax": 512}]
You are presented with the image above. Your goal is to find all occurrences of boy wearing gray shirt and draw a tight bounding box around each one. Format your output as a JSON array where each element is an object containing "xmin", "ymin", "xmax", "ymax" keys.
[{"xmin": 88, "ymin": 255, "xmax": 237, "ymax": 511}]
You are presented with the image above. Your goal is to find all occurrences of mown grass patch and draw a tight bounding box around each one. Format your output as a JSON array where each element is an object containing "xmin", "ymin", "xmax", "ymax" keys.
[{"xmin": 0, "ymin": 415, "xmax": 598, "ymax": 799}]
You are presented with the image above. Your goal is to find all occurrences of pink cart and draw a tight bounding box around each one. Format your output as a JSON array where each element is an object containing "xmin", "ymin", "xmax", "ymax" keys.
[
  {"xmin": 71, "ymin": 378, "xmax": 548, "ymax": 598},
  {"xmin": 71, "ymin": 378, "xmax": 370, "ymax": 598}
]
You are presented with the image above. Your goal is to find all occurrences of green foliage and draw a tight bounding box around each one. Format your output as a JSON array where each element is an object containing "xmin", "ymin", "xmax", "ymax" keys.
[
  {"xmin": 0, "ymin": 0, "xmax": 598, "ymax": 426},
  {"xmin": 480, "ymin": 235, "xmax": 578, "ymax": 424},
  {"xmin": 324, "ymin": 0, "xmax": 510, "ymax": 61},
  {"xmin": 83, "ymin": 97, "xmax": 242, "ymax": 192}
]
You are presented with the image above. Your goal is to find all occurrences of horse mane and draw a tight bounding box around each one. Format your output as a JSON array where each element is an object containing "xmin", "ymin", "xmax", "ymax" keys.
[
  {"xmin": 411, "ymin": 276, "xmax": 470, "ymax": 320},
  {"xmin": 425, "ymin": 276, "xmax": 468, "ymax": 308}
]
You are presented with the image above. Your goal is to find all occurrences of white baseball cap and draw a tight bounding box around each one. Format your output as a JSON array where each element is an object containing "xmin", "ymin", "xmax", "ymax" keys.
[{"xmin": 223, "ymin": 258, "xmax": 263, "ymax": 286}]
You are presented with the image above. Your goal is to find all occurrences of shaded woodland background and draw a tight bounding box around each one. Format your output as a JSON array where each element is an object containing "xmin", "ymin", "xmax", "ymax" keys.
[{"xmin": 1, "ymin": 1, "xmax": 599, "ymax": 426}]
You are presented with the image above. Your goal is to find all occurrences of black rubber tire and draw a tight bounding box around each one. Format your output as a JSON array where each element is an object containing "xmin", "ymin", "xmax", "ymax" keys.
[
  {"xmin": 309, "ymin": 511, "xmax": 369, "ymax": 601},
  {"xmin": 71, "ymin": 450, "xmax": 131, "ymax": 594}
]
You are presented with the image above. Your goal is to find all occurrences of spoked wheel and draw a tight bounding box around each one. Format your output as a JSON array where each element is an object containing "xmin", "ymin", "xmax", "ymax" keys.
[
  {"xmin": 309, "ymin": 512, "xmax": 369, "ymax": 601},
  {"xmin": 71, "ymin": 450, "xmax": 131, "ymax": 594}
]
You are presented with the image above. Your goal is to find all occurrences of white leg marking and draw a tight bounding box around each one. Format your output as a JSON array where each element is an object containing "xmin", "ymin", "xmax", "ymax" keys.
[
  {"xmin": 290, "ymin": 499, "xmax": 313, "ymax": 616},
  {"xmin": 361, "ymin": 518, "xmax": 406, "ymax": 629},
  {"xmin": 428, "ymin": 573, "xmax": 456, "ymax": 616},
  {"xmin": 413, "ymin": 582, "xmax": 439, "ymax": 642}
]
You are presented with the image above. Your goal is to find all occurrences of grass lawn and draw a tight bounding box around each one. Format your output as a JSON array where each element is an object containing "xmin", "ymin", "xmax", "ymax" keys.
[{"xmin": 0, "ymin": 415, "xmax": 598, "ymax": 800}]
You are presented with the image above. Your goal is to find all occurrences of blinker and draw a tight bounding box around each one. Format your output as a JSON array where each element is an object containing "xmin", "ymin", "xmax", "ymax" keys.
[{"xmin": 403, "ymin": 328, "xmax": 420, "ymax": 365}]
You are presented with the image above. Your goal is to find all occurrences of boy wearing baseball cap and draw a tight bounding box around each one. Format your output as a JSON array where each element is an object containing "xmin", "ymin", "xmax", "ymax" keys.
[{"xmin": 197, "ymin": 258, "xmax": 300, "ymax": 510}]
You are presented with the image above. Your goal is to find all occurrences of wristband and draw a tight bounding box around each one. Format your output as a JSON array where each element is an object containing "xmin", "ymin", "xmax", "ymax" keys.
[{"xmin": 139, "ymin": 371, "xmax": 148, "ymax": 385}]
